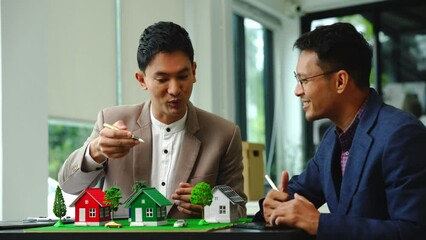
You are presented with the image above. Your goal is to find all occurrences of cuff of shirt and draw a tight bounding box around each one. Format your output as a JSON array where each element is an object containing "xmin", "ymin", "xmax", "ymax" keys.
[{"xmin": 82, "ymin": 143, "xmax": 107, "ymax": 172}]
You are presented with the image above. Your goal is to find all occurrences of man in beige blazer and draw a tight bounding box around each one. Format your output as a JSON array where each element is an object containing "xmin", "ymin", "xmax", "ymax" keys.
[{"xmin": 58, "ymin": 21, "xmax": 247, "ymax": 219}]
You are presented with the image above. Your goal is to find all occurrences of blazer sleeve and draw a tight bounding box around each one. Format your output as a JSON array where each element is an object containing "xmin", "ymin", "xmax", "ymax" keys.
[
  {"xmin": 58, "ymin": 110, "xmax": 106, "ymax": 195},
  {"xmin": 317, "ymin": 122, "xmax": 426, "ymax": 240}
]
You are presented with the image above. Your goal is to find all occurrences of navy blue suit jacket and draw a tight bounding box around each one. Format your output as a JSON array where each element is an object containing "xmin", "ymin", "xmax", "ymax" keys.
[{"xmin": 288, "ymin": 89, "xmax": 426, "ymax": 239}]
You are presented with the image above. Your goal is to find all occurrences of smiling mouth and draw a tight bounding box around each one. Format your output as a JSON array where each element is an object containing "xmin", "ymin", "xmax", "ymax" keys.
[{"xmin": 301, "ymin": 100, "xmax": 310, "ymax": 109}]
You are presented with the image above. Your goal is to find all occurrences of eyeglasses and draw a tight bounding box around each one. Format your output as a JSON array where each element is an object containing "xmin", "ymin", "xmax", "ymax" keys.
[{"xmin": 294, "ymin": 69, "xmax": 339, "ymax": 90}]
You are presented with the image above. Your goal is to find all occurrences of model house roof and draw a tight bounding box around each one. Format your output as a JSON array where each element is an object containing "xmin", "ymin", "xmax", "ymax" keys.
[
  {"xmin": 212, "ymin": 185, "xmax": 245, "ymax": 204},
  {"xmin": 69, "ymin": 188, "xmax": 108, "ymax": 207},
  {"xmin": 123, "ymin": 187, "xmax": 172, "ymax": 208}
]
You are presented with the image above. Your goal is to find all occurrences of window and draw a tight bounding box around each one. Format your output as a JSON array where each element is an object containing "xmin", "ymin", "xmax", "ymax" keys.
[
  {"xmin": 219, "ymin": 205, "xmax": 226, "ymax": 214},
  {"xmin": 105, "ymin": 208, "xmax": 110, "ymax": 217},
  {"xmin": 48, "ymin": 119, "xmax": 92, "ymax": 181},
  {"xmin": 89, "ymin": 208, "xmax": 96, "ymax": 218},
  {"xmin": 233, "ymin": 14, "xmax": 276, "ymax": 181},
  {"xmin": 146, "ymin": 208, "xmax": 153, "ymax": 218}
]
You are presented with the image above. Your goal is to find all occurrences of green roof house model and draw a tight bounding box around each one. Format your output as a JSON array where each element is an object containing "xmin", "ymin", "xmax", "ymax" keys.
[{"xmin": 123, "ymin": 187, "xmax": 172, "ymax": 226}]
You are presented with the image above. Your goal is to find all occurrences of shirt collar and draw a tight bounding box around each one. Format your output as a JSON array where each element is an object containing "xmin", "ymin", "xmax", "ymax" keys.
[
  {"xmin": 150, "ymin": 107, "xmax": 187, "ymax": 133},
  {"xmin": 335, "ymin": 97, "xmax": 368, "ymax": 152}
]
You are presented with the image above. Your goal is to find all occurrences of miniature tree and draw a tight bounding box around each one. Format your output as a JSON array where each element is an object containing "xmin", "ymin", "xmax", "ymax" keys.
[
  {"xmin": 128, "ymin": 180, "xmax": 149, "ymax": 219},
  {"xmin": 132, "ymin": 180, "xmax": 149, "ymax": 192},
  {"xmin": 104, "ymin": 186, "xmax": 122, "ymax": 222},
  {"xmin": 190, "ymin": 182, "xmax": 213, "ymax": 225},
  {"xmin": 53, "ymin": 186, "xmax": 67, "ymax": 227}
]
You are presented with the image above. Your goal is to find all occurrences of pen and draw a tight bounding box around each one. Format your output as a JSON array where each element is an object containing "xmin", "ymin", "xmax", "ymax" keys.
[
  {"xmin": 103, "ymin": 123, "xmax": 144, "ymax": 143},
  {"xmin": 265, "ymin": 174, "xmax": 278, "ymax": 191}
]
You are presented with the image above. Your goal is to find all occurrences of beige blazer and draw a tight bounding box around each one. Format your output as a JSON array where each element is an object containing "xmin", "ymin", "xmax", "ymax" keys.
[{"xmin": 59, "ymin": 101, "xmax": 247, "ymax": 218}]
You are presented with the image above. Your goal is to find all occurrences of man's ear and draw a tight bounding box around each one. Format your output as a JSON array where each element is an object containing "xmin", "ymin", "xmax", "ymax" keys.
[
  {"xmin": 336, "ymin": 70, "xmax": 349, "ymax": 94},
  {"xmin": 135, "ymin": 71, "xmax": 148, "ymax": 90},
  {"xmin": 192, "ymin": 62, "xmax": 197, "ymax": 83}
]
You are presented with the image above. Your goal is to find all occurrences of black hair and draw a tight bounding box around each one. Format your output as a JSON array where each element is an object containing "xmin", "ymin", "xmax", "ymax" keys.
[
  {"xmin": 137, "ymin": 21, "xmax": 194, "ymax": 72},
  {"xmin": 294, "ymin": 22, "xmax": 372, "ymax": 89}
]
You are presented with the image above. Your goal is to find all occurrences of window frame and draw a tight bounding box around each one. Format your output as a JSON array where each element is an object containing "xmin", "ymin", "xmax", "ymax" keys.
[
  {"xmin": 233, "ymin": 14, "xmax": 276, "ymax": 177},
  {"xmin": 232, "ymin": 4, "xmax": 281, "ymax": 181}
]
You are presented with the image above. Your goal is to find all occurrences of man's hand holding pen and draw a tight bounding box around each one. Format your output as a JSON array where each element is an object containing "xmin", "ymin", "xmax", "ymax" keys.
[
  {"xmin": 263, "ymin": 170, "xmax": 319, "ymax": 235},
  {"xmin": 263, "ymin": 171, "xmax": 290, "ymax": 223},
  {"xmin": 89, "ymin": 120, "xmax": 141, "ymax": 163}
]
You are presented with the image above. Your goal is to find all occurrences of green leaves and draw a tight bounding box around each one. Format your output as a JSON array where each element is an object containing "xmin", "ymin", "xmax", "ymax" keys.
[
  {"xmin": 132, "ymin": 180, "xmax": 149, "ymax": 192},
  {"xmin": 104, "ymin": 186, "xmax": 122, "ymax": 220},
  {"xmin": 190, "ymin": 182, "xmax": 213, "ymax": 207},
  {"xmin": 53, "ymin": 186, "xmax": 67, "ymax": 219}
]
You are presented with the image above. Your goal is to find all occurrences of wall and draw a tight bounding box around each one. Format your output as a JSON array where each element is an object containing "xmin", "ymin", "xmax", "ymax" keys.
[
  {"xmin": 47, "ymin": 0, "xmax": 117, "ymax": 121},
  {"xmin": 0, "ymin": 0, "xmax": 2, "ymax": 219},
  {"xmin": 1, "ymin": 0, "xmax": 48, "ymax": 220},
  {"xmin": 299, "ymin": 0, "xmax": 385, "ymax": 12}
]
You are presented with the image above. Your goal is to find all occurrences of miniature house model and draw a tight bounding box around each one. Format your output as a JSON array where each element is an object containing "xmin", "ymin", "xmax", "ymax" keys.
[
  {"xmin": 70, "ymin": 188, "xmax": 111, "ymax": 226},
  {"xmin": 123, "ymin": 187, "xmax": 172, "ymax": 226},
  {"xmin": 204, "ymin": 185, "xmax": 245, "ymax": 223}
]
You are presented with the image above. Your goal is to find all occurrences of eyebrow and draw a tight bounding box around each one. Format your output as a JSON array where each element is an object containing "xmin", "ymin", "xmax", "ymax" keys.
[{"xmin": 154, "ymin": 67, "xmax": 190, "ymax": 76}]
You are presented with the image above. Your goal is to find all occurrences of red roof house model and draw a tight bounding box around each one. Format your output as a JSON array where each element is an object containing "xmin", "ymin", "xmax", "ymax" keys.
[{"xmin": 70, "ymin": 188, "xmax": 111, "ymax": 226}]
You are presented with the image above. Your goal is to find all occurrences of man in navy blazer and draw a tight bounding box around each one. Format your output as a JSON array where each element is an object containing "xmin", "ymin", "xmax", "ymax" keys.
[{"xmin": 255, "ymin": 23, "xmax": 426, "ymax": 239}]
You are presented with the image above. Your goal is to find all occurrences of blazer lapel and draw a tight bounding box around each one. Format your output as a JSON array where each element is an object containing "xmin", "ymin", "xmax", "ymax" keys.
[
  {"xmin": 132, "ymin": 101, "xmax": 153, "ymax": 184},
  {"xmin": 338, "ymin": 132, "xmax": 372, "ymax": 213},
  {"xmin": 338, "ymin": 88, "xmax": 382, "ymax": 213},
  {"xmin": 321, "ymin": 132, "xmax": 340, "ymax": 212},
  {"xmin": 170, "ymin": 102, "xmax": 201, "ymax": 192}
]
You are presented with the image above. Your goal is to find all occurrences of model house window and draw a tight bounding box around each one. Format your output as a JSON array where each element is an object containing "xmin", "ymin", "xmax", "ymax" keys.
[
  {"xmin": 85, "ymin": 200, "xmax": 89, "ymax": 204},
  {"xmin": 89, "ymin": 208, "xmax": 96, "ymax": 218},
  {"xmin": 141, "ymin": 199, "xmax": 145, "ymax": 204},
  {"xmin": 146, "ymin": 208, "xmax": 153, "ymax": 218},
  {"xmin": 219, "ymin": 205, "xmax": 226, "ymax": 214}
]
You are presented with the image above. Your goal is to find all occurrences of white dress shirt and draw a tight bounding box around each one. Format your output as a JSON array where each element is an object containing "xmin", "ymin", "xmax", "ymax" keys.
[
  {"xmin": 150, "ymin": 108, "xmax": 187, "ymax": 198},
  {"xmin": 83, "ymin": 107, "xmax": 187, "ymax": 199}
]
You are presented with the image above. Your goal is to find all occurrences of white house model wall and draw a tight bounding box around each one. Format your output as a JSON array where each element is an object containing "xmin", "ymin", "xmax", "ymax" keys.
[{"xmin": 204, "ymin": 185, "xmax": 245, "ymax": 223}]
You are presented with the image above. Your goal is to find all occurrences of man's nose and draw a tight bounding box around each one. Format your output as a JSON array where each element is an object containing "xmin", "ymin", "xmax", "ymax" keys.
[
  {"xmin": 294, "ymin": 83, "xmax": 304, "ymax": 96},
  {"xmin": 168, "ymin": 79, "xmax": 181, "ymax": 96}
]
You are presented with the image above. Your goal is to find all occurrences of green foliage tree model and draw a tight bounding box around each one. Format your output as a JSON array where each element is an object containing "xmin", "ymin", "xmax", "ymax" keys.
[
  {"xmin": 190, "ymin": 182, "xmax": 213, "ymax": 225},
  {"xmin": 104, "ymin": 186, "xmax": 122, "ymax": 222},
  {"xmin": 132, "ymin": 180, "xmax": 149, "ymax": 192},
  {"xmin": 53, "ymin": 186, "xmax": 67, "ymax": 227}
]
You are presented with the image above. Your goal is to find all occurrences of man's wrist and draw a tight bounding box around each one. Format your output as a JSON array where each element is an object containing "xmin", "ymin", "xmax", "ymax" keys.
[
  {"xmin": 88, "ymin": 139, "xmax": 107, "ymax": 163},
  {"xmin": 83, "ymin": 143, "xmax": 107, "ymax": 172}
]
